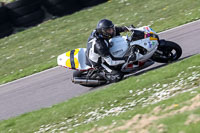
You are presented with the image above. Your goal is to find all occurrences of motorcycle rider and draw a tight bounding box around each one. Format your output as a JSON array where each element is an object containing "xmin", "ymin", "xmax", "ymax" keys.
[{"xmin": 86, "ymin": 19, "xmax": 137, "ymax": 82}]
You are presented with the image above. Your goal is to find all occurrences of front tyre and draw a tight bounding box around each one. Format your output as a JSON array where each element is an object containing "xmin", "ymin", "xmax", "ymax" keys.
[{"xmin": 152, "ymin": 40, "xmax": 182, "ymax": 63}]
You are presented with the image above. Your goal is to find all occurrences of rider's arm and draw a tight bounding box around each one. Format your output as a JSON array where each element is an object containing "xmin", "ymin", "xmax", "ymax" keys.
[
  {"xmin": 94, "ymin": 39, "xmax": 110, "ymax": 57},
  {"xmin": 115, "ymin": 26, "xmax": 128, "ymax": 34}
]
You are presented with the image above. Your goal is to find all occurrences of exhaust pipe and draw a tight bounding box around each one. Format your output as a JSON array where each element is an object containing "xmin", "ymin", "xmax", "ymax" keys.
[{"xmin": 72, "ymin": 77, "xmax": 106, "ymax": 85}]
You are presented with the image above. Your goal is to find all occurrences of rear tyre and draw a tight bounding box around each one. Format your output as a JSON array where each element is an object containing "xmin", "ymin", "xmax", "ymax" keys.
[
  {"xmin": 6, "ymin": 0, "xmax": 43, "ymax": 27},
  {"xmin": 0, "ymin": 23, "xmax": 13, "ymax": 38},
  {"xmin": 7, "ymin": 1, "xmax": 41, "ymax": 19},
  {"xmin": 0, "ymin": 6, "xmax": 9, "ymax": 24},
  {"xmin": 73, "ymin": 71, "xmax": 84, "ymax": 77},
  {"xmin": 151, "ymin": 40, "xmax": 182, "ymax": 63},
  {"xmin": 73, "ymin": 71, "xmax": 106, "ymax": 87},
  {"xmin": 0, "ymin": 6, "xmax": 13, "ymax": 38},
  {"xmin": 80, "ymin": 0, "xmax": 107, "ymax": 7},
  {"xmin": 42, "ymin": 0, "xmax": 82, "ymax": 16},
  {"xmin": 13, "ymin": 9, "xmax": 45, "ymax": 27},
  {"xmin": 5, "ymin": 0, "xmax": 41, "ymax": 9}
]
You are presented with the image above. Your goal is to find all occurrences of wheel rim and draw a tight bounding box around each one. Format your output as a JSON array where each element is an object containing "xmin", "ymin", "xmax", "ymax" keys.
[{"xmin": 163, "ymin": 47, "xmax": 178, "ymax": 61}]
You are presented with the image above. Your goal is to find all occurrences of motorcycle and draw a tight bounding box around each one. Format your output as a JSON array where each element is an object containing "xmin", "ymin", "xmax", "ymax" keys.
[{"xmin": 57, "ymin": 26, "xmax": 182, "ymax": 87}]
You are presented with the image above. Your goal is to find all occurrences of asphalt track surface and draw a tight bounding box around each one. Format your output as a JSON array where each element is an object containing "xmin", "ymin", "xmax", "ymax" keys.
[{"xmin": 1, "ymin": 20, "xmax": 200, "ymax": 121}]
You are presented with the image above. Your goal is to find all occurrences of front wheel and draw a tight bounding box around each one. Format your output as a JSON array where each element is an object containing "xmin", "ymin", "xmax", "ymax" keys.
[{"xmin": 151, "ymin": 40, "xmax": 182, "ymax": 63}]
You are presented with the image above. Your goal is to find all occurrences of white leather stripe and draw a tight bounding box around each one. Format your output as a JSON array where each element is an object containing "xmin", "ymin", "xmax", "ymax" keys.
[
  {"xmin": 104, "ymin": 40, "xmax": 109, "ymax": 47},
  {"xmin": 88, "ymin": 38, "xmax": 100, "ymax": 63}
]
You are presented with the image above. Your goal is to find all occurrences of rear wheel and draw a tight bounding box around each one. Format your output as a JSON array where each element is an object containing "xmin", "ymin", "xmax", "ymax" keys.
[
  {"xmin": 42, "ymin": 0, "xmax": 82, "ymax": 16},
  {"xmin": 73, "ymin": 71, "xmax": 107, "ymax": 87},
  {"xmin": 13, "ymin": 9, "xmax": 44, "ymax": 27},
  {"xmin": 152, "ymin": 40, "xmax": 182, "ymax": 63},
  {"xmin": 80, "ymin": 0, "xmax": 107, "ymax": 7}
]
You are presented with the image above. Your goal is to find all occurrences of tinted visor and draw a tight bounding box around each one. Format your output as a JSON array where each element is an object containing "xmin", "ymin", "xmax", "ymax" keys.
[{"xmin": 104, "ymin": 27, "xmax": 114, "ymax": 34}]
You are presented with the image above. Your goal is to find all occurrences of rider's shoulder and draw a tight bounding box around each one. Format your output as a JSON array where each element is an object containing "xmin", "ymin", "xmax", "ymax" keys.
[{"xmin": 92, "ymin": 30, "xmax": 104, "ymax": 40}]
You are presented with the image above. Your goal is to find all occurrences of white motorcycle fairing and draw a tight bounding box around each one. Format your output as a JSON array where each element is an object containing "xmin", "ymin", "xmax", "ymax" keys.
[
  {"xmin": 109, "ymin": 26, "xmax": 159, "ymax": 62},
  {"xmin": 109, "ymin": 36, "xmax": 129, "ymax": 58}
]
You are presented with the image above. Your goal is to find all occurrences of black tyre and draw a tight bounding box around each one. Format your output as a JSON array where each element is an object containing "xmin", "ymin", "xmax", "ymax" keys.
[
  {"xmin": 80, "ymin": 0, "xmax": 107, "ymax": 7},
  {"xmin": 5, "ymin": 0, "xmax": 41, "ymax": 9},
  {"xmin": 0, "ymin": 6, "xmax": 9, "ymax": 24},
  {"xmin": 42, "ymin": 0, "xmax": 83, "ymax": 16},
  {"xmin": 6, "ymin": 1, "xmax": 41, "ymax": 19},
  {"xmin": 56, "ymin": 0, "xmax": 82, "ymax": 14},
  {"xmin": 46, "ymin": 0, "xmax": 63, "ymax": 5},
  {"xmin": 13, "ymin": 9, "xmax": 45, "ymax": 27},
  {"xmin": 73, "ymin": 71, "xmax": 106, "ymax": 87},
  {"xmin": 0, "ymin": 23, "xmax": 12, "ymax": 31},
  {"xmin": 19, "ymin": 16, "xmax": 44, "ymax": 27},
  {"xmin": 0, "ymin": 22, "xmax": 13, "ymax": 38},
  {"xmin": 152, "ymin": 40, "xmax": 182, "ymax": 63}
]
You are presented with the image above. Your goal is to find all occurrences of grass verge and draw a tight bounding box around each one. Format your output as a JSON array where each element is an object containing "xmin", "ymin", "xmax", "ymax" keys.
[
  {"xmin": 1, "ymin": 0, "xmax": 200, "ymax": 84},
  {"xmin": 0, "ymin": 0, "xmax": 14, "ymax": 3},
  {"xmin": 0, "ymin": 54, "xmax": 199, "ymax": 133}
]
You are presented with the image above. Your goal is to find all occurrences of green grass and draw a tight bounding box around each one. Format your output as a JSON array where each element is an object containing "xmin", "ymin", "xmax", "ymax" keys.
[
  {"xmin": 1, "ymin": 0, "xmax": 200, "ymax": 84},
  {"xmin": 0, "ymin": 0, "xmax": 14, "ymax": 3},
  {"xmin": 0, "ymin": 54, "xmax": 199, "ymax": 133}
]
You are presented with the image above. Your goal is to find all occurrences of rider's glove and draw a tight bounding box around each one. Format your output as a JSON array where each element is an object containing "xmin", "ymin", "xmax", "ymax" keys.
[{"xmin": 125, "ymin": 25, "xmax": 135, "ymax": 32}]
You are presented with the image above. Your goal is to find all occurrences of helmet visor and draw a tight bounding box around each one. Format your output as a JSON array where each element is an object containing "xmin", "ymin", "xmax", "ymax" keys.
[
  {"xmin": 104, "ymin": 27, "xmax": 114, "ymax": 35},
  {"xmin": 102, "ymin": 27, "xmax": 115, "ymax": 37}
]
